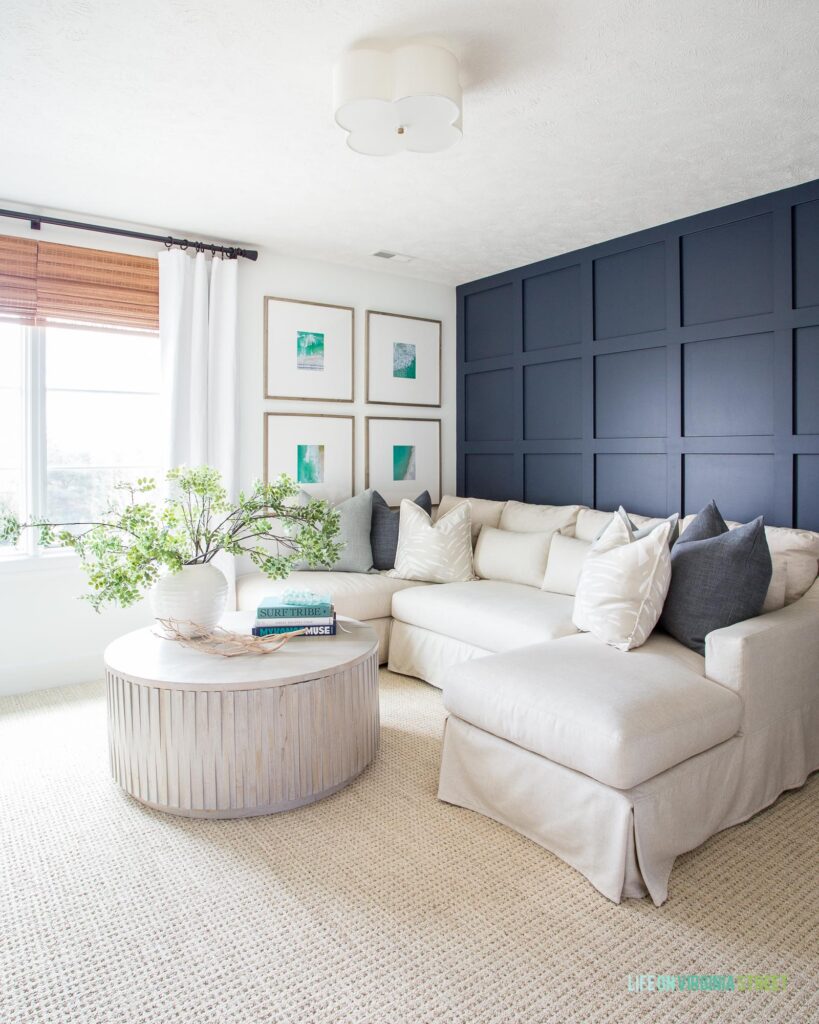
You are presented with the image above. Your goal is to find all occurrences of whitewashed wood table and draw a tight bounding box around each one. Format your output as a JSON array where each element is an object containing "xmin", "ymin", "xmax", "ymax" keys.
[{"xmin": 104, "ymin": 613, "xmax": 379, "ymax": 818}]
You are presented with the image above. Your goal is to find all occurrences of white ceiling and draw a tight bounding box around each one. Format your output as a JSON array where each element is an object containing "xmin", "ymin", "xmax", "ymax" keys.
[{"xmin": 1, "ymin": 0, "xmax": 818, "ymax": 285}]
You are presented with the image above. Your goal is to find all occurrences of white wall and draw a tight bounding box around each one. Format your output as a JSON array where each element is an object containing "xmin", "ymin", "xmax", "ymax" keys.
[
  {"xmin": 0, "ymin": 560, "xmax": 155, "ymax": 695},
  {"xmin": 0, "ymin": 209, "xmax": 456, "ymax": 695}
]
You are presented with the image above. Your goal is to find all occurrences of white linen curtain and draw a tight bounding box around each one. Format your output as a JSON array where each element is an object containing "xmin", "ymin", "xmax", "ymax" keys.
[{"xmin": 158, "ymin": 249, "xmax": 239, "ymax": 606}]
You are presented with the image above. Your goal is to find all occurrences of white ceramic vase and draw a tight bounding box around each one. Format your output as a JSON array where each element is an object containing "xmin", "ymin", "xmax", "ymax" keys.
[{"xmin": 151, "ymin": 563, "xmax": 228, "ymax": 637}]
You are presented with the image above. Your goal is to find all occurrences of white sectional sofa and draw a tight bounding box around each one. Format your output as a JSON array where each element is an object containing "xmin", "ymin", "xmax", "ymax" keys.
[{"xmin": 236, "ymin": 495, "xmax": 819, "ymax": 905}]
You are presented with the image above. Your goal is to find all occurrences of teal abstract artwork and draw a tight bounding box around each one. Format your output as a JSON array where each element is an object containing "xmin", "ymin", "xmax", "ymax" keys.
[
  {"xmin": 393, "ymin": 445, "xmax": 416, "ymax": 481},
  {"xmin": 297, "ymin": 444, "xmax": 325, "ymax": 484},
  {"xmin": 297, "ymin": 331, "xmax": 325, "ymax": 371},
  {"xmin": 392, "ymin": 342, "xmax": 417, "ymax": 379}
]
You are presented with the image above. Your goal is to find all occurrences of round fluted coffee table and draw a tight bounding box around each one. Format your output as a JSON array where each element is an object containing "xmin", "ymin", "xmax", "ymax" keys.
[{"xmin": 104, "ymin": 613, "xmax": 379, "ymax": 818}]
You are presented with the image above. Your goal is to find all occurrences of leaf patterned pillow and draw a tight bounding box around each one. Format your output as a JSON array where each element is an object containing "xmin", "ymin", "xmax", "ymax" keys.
[
  {"xmin": 573, "ymin": 508, "xmax": 676, "ymax": 651},
  {"xmin": 388, "ymin": 499, "xmax": 475, "ymax": 584}
]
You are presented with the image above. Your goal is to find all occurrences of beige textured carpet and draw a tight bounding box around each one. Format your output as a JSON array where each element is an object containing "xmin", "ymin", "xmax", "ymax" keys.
[{"xmin": 1, "ymin": 670, "xmax": 817, "ymax": 1024}]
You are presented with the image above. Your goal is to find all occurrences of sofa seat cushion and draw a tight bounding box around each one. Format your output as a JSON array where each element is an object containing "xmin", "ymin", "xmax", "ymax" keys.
[
  {"xmin": 442, "ymin": 632, "xmax": 742, "ymax": 789},
  {"xmin": 391, "ymin": 580, "xmax": 578, "ymax": 652},
  {"xmin": 236, "ymin": 570, "xmax": 427, "ymax": 622}
]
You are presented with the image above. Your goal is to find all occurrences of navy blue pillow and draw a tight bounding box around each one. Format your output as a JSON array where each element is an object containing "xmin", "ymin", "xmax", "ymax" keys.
[
  {"xmin": 660, "ymin": 501, "xmax": 772, "ymax": 655},
  {"xmin": 370, "ymin": 491, "xmax": 431, "ymax": 570}
]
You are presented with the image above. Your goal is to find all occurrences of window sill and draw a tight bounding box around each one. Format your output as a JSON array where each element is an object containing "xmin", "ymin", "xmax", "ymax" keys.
[{"xmin": 0, "ymin": 549, "xmax": 81, "ymax": 574}]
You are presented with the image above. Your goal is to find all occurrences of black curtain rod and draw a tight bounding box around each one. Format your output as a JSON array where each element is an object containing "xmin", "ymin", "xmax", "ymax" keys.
[{"xmin": 0, "ymin": 208, "xmax": 259, "ymax": 261}]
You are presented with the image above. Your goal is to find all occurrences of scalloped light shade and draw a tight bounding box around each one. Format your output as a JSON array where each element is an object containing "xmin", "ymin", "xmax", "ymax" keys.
[{"xmin": 333, "ymin": 44, "xmax": 462, "ymax": 156}]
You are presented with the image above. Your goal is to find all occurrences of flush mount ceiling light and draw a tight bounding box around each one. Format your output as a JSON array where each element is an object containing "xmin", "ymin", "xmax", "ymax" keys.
[{"xmin": 333, "ymin": 43, "xmax": 462, "ymax": 156}]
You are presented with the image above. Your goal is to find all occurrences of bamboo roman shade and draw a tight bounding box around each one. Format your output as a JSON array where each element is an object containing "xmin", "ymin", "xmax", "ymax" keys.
[
  {"xmin": 0, "ymin": 234, "xmax": 159, "ymax": 331},
  {"xmin": 0, "ymin": 235, "xmax": 38, "ymax": 321}
]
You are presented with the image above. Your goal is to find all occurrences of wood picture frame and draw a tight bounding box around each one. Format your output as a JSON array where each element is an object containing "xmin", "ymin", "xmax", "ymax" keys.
[
  {"xmin": 264, "ymin": 412, "xmax": 355, "ymax": 505},
  {"xmin": 365, "ymin": 416, "xmax": 442, "ymax": 507},
  {"xmin": 264, "ymin": 295, "xmax": 355, "ymax": 402},
  {"xmin": 365, "ymin": 309, "xmax": 442, "ymax": 408}
]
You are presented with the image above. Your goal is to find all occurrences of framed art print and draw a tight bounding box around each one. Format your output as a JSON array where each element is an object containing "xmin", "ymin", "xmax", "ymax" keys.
[
  {"xmin": 264, "ymin": 413, "xmax": 354, "ymax": 504},
  {"xmin": 365, "ymin": 417, "xmax": 441, "ymax": 506},
  {"xmin": 366, "ymin": 310, "xmax": 441, "ymax": 407},
  {"xmin": 264, "ymin": 296, "xmax": 354, "ymax": 401}
]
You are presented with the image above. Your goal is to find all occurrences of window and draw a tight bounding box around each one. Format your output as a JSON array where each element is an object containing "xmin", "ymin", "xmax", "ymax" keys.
[
  {"xmin": 0, "ymin": 321, "xmax": 161, "ymax": 557},
  {"xmin": 0, "ymin": 234, "xmax": 161, "ymax": 559},
  {"xmin": 45, "ymin": 325, "xmax": 161, "ymax": 523}
]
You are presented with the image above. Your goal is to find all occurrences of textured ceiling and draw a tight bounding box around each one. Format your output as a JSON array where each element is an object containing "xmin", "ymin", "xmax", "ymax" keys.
[{"xmin": 1, "ymin": 0, "xmax": 818, "ymax": 285}]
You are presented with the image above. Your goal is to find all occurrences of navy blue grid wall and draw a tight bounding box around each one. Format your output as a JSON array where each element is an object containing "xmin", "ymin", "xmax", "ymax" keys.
[{"xmin": 456, "ymin": 178, "xmax": 819, "ymax": 529}]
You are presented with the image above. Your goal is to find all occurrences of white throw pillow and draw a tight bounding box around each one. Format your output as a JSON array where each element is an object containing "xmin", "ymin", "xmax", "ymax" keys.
[
  {"xmin": 389, "ymin": 499, "xmax": 475, "ymax": 583},
  {"xmin": 473, "ymin": 526, "xmax": 553, "ymax": 588},
  {"xmin": 573, "ymin": 509, "xmax": 674, "ymax": 651},
  {"xmin": 541, "ymin": 534, "xmax": 591, "ymax": 596}
]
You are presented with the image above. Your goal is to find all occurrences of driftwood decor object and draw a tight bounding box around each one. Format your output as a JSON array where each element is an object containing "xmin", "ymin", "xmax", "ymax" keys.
[
  {"xmin": 154, "ymin": 618, "xmax": 305, "ymax": 656},
  {"xmin": 105, "ymin": 615, "xmax": 380, "ymax": 818}
]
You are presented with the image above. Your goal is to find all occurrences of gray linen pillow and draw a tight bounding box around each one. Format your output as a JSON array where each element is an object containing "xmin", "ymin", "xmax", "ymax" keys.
[
  {"xmin": 370, "ymin": 490, "xmax": 432, "ymax": 570},
  {"xmin": 301, "ymin": 490, "xmax": 375, "ymax": 573},
  {"xmin": 679, "ymin": 499, "xmax": 727, "ymax": 543},
  {"xmin": 660, "ymin": 501, "xmax": 772, "ymax": 654}
]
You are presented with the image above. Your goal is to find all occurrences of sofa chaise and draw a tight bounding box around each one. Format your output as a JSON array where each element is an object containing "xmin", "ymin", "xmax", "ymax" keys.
[{"xmin": 236, "ymin": 495, "xmax": 819, "ymax": 904}]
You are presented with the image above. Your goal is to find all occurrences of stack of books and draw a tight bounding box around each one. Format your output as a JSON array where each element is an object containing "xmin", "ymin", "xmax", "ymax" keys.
[{"xmin": 252, "ymin": 594, "xmax": 336, "ymax": 638}]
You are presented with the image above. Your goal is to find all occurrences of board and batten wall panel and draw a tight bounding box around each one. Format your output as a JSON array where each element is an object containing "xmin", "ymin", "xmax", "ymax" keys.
[{"xmin": 457, "ymin": 178, "xmax": 819, "ymax": 529}]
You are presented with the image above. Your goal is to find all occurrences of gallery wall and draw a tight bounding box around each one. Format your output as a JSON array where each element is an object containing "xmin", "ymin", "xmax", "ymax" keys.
[
  {"xmin": 237, "ymin": 254, "xmax": 455, "ymax": 518},
  {"xmin": 456, "ymin": 177, "xmax": 819, "ymax": 530},
  {"xmin": 0, "ymin": 210, "xmax": 455, "ymax": 694}
]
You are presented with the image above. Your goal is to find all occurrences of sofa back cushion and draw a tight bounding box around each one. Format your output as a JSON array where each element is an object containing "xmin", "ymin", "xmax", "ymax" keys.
[
  {"xmin": 390, "ymin": 499, "xmax": 475, "ymax": 583},
  {"xmin": 499, "ymin": 500, "xmax": 582, "ymax": 535},
  {"xmin": 435, "ymin": 494, "xmax": 506, "ymax": 544},
  {"xmin": 541, "ymin": 534, "xmax": 591, "ymax": 595},
  {"xmin": 574, "ymin": 508, "xmax": 614, "ymax": 541},
  {"xmin": 575, "ymin": 507, "xmax": 666, "ymax": 542},
  {"xmin": 473, "ymin": 526, "xmax": 553, "ymax": 589},
  {"xmin": 681, "ymin": 514, "xmax": 819, "ymax": 610}
]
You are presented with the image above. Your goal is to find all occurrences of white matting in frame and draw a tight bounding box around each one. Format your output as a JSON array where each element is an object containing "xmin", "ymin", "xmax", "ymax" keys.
[
  {"xmin": 366, "ymin": 417, "xmax": 441, "ymax": 507},
  {"xmin": 264, "ymin": 296, "xmax": 354, "ymax": 401},
  {"xmin": 265, "ymin": 413, "xmax": 354, "ymax": 505},
  {"xmin": 366, "ymin": 310, "xmax": 441, "ymax": 407}
]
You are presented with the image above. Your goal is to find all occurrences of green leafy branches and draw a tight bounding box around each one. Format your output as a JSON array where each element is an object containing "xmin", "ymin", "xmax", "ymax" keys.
[{"xmin": 0, "ymin": 467, "xmax": 341, "ymax": 611}]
